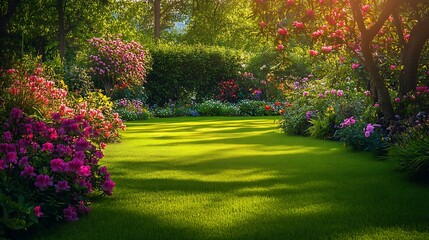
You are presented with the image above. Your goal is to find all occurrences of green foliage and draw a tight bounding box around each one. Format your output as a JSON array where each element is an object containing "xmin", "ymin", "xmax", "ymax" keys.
[
  {"xmin": 308, "ymin": 116, "xmax": 333, "ymax": 139},
  {"xmin": 196, "ymin": 100, "xmax": 240, "ymax": 117},
  {"xmin": 145, "ymin": 43, "xmax": 247, "ymax": 105},
  {"xmin": 335, "ymin": 122, "xmax": 388, "ymax": 154},
  {"xmin": 113, "ymin": 99, "xmax": 151, "ymax": 121},
  {"xmin": 279, "ymin": 104, "xmax": 312, "ymax": 136},
  {"xmin": 388, "ymin": 120, "xmax": 429, "ymax": 182}
]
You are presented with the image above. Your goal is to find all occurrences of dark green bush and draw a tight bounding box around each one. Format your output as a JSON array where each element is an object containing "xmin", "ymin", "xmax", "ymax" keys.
[
  {"xmin": 145, "ymin": 44, "xmax": 247, "ymax": 106},
  {"xmin": 335, "ymin": 122, "xmax": 388, "ymax": 154},
  {"xmin": 388, "ymin": 130, "xmax": 429, "ymax": 182}
]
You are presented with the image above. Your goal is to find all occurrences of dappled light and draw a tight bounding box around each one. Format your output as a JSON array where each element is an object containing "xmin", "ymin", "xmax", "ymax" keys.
[{"xmin": 33, "ymin": 117, "xmax": 429, "ymax": 239}]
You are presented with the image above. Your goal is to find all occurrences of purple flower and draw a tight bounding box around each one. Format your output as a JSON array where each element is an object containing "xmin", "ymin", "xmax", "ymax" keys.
[
  {"xmin": 305, "ymin": 111, "xmax": 312, "ymax": 121},
  {"xmin": 74, "ymin": 138, "xmax": 90, "ymax": 151},
  {"xmin": 3, "ymin": 131, "xmax": 12, "ymax": 142},
  {"xmin": 21, "ymin": 165, "xmax": 36, "ymax": 177},
  {"xmin": 34, "ymin": 174, "xmax": 53, "ymax": 190},
  {"xmin": 63, "ymin": 205, "xmax": 79, "ymax": 221},
  {"xmin": 55, "ymin": 180, "xmax": 70, "ymax": 192},
  {"xmin": 10, "ymin": 108, "xmax": 23, "ymax": 120},
  {"xmin": 102, "ymin": 178, "xmax": 115, "ymax": 195},
  {"xmin": 5, "ymin": 151, "xmax": 17, "ymax": 164},
  {"xmin": 50, "ymin": 158, "xmax": 66, "ymax": 172},
  {"xmin": 67, "ymin": 159, "xmax": 83, "ymax": 173},
  {"xmin": 78, "ymin": 201, "xmax": 91, "ymax": 215}
]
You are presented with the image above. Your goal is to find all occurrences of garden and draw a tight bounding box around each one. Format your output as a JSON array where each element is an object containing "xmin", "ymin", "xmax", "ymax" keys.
[{"xmin": 0, "ymin": 0, "xmax": 429, "ymax": 239}]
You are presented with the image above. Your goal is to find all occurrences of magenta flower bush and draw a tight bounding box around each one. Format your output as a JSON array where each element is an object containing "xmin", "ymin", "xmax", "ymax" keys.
[
  {"xmin": 88, "ymin": 36, "xmax": 149, "ymax": 96},
  {"xmin": 0, "ymin": 107, "xmax": 115, "ymax": 234}
]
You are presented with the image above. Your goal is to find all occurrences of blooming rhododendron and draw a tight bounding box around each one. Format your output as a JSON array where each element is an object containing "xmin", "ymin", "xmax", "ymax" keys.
[
  {"xmin": 34, "ymin": 206, "xmax": 44, "ymax": 218},
  {"xmin": 34, "ymin": 174, "xmax": 53, "ymax": 190}
]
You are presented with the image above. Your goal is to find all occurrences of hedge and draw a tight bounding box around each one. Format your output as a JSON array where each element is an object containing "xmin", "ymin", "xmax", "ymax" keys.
[{"xmin": 145, "ymin": 43, "xmax": 248, "ymax": 106}]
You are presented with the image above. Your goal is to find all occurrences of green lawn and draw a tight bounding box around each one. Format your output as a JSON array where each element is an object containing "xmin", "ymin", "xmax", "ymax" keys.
[{"xmin": 34, "ymin": 117, "xmax": 429, "ymax": 240}]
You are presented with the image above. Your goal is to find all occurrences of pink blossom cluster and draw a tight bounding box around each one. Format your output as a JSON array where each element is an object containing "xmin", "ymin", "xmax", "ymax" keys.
[
  {"xmin": 5, "ymin": 68, "xmax": 67, "ymax": 117},
  {"xmin": 340, "ymin": 116, "xmax": 356, "ymax": 128},
  {"xmin": 88, "ymin": 36, "xmax": 148, "ymax": 94},
  {"xmin": 0, "ymin": 108, "xmax": 115, "ymax": 223},
  {"xmin": 364, "ymin": 123, "xmax": 380, "ymax": 138},
  {"xmin": 318, "ymin": 89, "xmax": 344, "ymax": 98}
]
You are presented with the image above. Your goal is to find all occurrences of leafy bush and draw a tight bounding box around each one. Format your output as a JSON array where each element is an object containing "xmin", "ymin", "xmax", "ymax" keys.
[
  {"xmin": 335, "ymin": 121, "xmax": 388, "ymax": 154},
  {"xmin": 0, "ymin": 108, "xmax": 114, "ymax": 237},
  {"xmin": 388, "ymin": 134, "xmax": 429, "ymax": 182},
  {"xmin": 279, "ymin": 103, "xmax": 312, "ymax": 136},
  {"xmin": 114, "ymin": 99, "xmax": 151, "ymax": 121},
  {"xmin": 145, "ymin": 44, "xmax": 247, "ymax": 105},
  {"xmin": 197, "ymin": 100, "xmax": 240, "ymax": 117}
]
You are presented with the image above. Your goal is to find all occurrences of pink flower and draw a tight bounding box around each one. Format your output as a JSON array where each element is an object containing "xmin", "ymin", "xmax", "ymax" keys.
[
  {"xmin": 390, "ymin": 65, "xmax": 396, "ymax": 70},
  {"xmin": 395, "ymin": 97, "xmax": 401, "ymax": 103},
  {"xmin": 318, "ymin": 94, "xmax": 325, "ymax": 98},
  {"xmin": 7, "ymin": 69, "xmax": 16, "ymax": 74},
  {"xmin": 78, "ymin": 165, "xmax": 92, "ymax": 177},
  {"xmin": 364, "ymin": 90, "xmax": 371, "ymax": 96},
  {"xmin": 277, "ymin": 28, "xmax": 288, "ymax": 35},
  {"xmin": 55, "ymin": 180, "xmax": 70, "ymax": 192},
  {"xmin": 277, "ymin": 44, "xmax": 285, "ymax": 50},
  {"xmin": 352, "ymin": 63, "xmax": 360, "ymax": 69},
  {"xmin": 361, "ymin": 4, "xmax": 370, "ymax": 13},
  {"xmin": 41, "ymin": 142, "xmax": 54, "ymax": 152},
  {"xmin": 34, "ymin": 174, "xmax": 53, "ymax": 190},
  {"xmin": 286, "ymin": 0, "xmax": 294, "ymax": 6},
  {"xmin": 100, "ymin": 142, "xmax": 107, "ymax": 149},
  {"xmin": 374, "ymin": 103, "xmax": 380, "ymax": 108},
  {"xmin": 34, "ymin": 206, "xmax": 44, "ymax": 218},
  {"xmin": 259, "ymin": 21, "xmax": 267, "ymax": 27},
  {"xmin": 21, "ymin": 165, "xmax": 36, "ymax": 177},
  {"xmin": 303, "ymin": 91, "xmax": 309, "ymax": 97},
  {"xmin": 309, "ymin": 50, "xmax": 318, "ymax": 56},
  {"xmin": 337, "ymin": 90, "xmax": 344, "ymax": 97},
  {"xmin": 293, "ymin": 21, "xmax": 304, "ymax": 29},
  {"xmin": 63, "ymin": 205, "xmax": 79, "ymax": 221},
  {"xmin": 321, "ymin": 46, "xmax": 332, "ymax": 53},
  {"xmin": 341, "ymin": 117, "xmax": 356, "ymax": 128},
  {"xmin": 306, "ymin": 9, "xmax": 315, "ymax": 17}
]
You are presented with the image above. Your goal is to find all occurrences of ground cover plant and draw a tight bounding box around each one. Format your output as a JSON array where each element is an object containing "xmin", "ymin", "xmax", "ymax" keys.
[{"xmin": 31, "ymin": 117, "xmax": 429, "ymax": 240}]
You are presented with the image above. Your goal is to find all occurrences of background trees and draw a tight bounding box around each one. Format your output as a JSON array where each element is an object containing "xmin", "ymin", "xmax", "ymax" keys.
[{"xmin": 252, "ymin": 0, "xmax": 429, "ymax": 120}]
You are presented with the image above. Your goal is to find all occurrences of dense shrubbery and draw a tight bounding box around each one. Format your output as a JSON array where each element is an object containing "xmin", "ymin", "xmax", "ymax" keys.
[
  {"xmin": 145, "ymin": 44, "xmax": 248, "ymax": 105},
  {"xmin": 114, "ymin": 99, "xmax": 151, "ymax": 121},
  {"xmin": 0, "ymin": 63, "xmax": 119, "ymax": 237},
  {"xmin": 1, "ymin": 108, "xmax": 114, "ymax": 236},
  {"xmin": 149, "ymin": 100, "xmax": 285, "ymax": 118}
]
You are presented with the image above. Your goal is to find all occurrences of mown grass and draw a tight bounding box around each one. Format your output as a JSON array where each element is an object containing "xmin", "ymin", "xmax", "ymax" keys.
[{"xmin": 33, "ymin": 117, "xmax": 429, "ymax": 240}]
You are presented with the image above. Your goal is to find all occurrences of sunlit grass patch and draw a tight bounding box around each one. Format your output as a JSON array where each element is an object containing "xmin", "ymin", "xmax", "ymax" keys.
[{"xmin": 34, "ymin": 117, "xmax": 429, "ymax": 240}]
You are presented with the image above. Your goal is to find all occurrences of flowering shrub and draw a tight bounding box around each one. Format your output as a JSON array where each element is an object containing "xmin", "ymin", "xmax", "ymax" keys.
[
  {"xmin": 88, "ymin": 36, "xmax": 149, "ymax": 96},
  {"xmin": 335, "ymin": 120, "xmax": 388, "ymax": 154},
  {"xmin": 64, "ymin": 91, "xmax": 125, "ymax": 143},
  {"xmin": 0, "ymin": 108, "xmax": 114, "ymax": 236},
  {"xmin": 2, "ymin": 67, "xmax": 67, "ymax": 118},
  {"xmin": 215, "ymin": 79, "xmax": 239, "ymax": 103},
  {"xmin": 114, "ymin": 99, "xmax": 151, "ymax": 121}
]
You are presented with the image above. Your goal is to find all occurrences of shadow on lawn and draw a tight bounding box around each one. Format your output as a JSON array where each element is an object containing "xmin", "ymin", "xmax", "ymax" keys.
[{"xmin": 33, "ymin": 118, "xmax": 429, "ymax": 240}]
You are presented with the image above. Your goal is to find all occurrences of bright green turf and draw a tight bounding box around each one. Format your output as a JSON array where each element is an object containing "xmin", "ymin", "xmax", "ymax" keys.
[{"xmin": 34, "ymin": 117, "xmax": 429, "ymax": 240}]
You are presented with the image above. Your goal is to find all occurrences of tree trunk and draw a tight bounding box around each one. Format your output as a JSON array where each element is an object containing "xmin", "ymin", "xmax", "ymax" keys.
[
  {"xmin": 400, "ymin": 17, "xmax": 429, "ymax": 96},
  {"xmin": 57, "ymin": 0, "xmax": 66, "ymax": 60},
  {"xmin": 154, "ymin": 0, "xmax": 161, "ymax": 42},
  {"xmin": 361, "ymin": 38, "xmax": 395, "ymax": 120}
]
